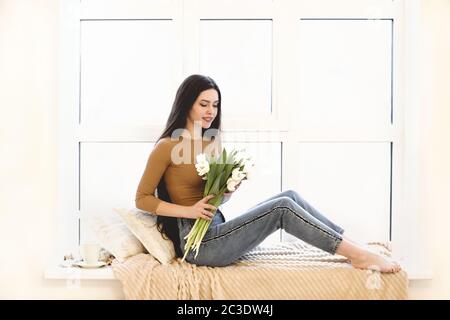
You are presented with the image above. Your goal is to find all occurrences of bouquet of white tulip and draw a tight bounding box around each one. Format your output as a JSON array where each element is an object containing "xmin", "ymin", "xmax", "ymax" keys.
[{"xmin": 181, "ymin": 148, "xmax": 254, "ymax": 261}]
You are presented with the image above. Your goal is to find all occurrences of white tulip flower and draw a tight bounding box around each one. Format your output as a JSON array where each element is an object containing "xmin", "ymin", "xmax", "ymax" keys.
[
  {"xmin": 242, "ymin": 160, "xmax": 254, "ymax": 179},
  {"xmin": 231, "ymin": 168, "xmax": 246, "ymax": 182},
  {"xmin": 195, "ymin": 156, "xmax": 210, "ymax": 176},
  {"xmin": 226, "ymin": 177, "xmax": 239, "ymax": 192},
  {"xmin": 245, "ymin": 168, "xmax": 253, "ymax": 180},
  {"xmin": 196, "ymin": 153, "xmax": 207, "ymax": 164},
  {"xmin": 234, "ymin": 150, "xmax": 250, "ymax": 165}
]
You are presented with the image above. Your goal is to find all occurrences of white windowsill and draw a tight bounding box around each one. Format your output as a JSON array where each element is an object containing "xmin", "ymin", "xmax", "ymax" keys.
[
  {"xmin": 401, "ymin": 260, "xmax": 433, "ymax": 280},
  {"xmin": 44, "ymin": 265, "xmax": 117, "ymax": 280},
  {"xmin": 405, "ymin": 271, "xmax": 433, "ymax": 281}
]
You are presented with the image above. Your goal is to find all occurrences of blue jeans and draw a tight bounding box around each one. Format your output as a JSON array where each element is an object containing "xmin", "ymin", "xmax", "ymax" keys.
[{"xmin": 177, "ymin": 189, "xmax": 345, "ymax": 267}]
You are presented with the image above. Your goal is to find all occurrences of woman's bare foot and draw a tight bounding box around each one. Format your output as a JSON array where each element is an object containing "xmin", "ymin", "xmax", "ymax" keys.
[
  {"xmin": 350, "ymin": 249, "xmax": 402, "ymax": 273},
  {"xmin": 336, "ymin": 239, "xmax": 402, "ymax": 273}
]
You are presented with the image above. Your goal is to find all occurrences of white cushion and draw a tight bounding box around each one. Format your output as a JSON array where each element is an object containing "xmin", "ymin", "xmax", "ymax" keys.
[
  {"xmin": 81, "ymin": 211, "xmax": 146, "ymax": 263},
  {"xmin": 113, "ymin": 207, "xmax": 176, "ymax": 265}
]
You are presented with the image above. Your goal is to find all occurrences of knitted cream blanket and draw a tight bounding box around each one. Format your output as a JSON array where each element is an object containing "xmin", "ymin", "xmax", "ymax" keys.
[{"xmin": 111, "ymin": 241, "xmax": 408, "ymax": 300}]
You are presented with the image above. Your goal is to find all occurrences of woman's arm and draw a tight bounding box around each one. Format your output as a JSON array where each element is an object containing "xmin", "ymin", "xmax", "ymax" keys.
[
  {"xmin": 135, "ymin": 139, "xmax": 173, "ymax": 214},
  {"xmin": 154, "ymin": 201, "xmax": 190, "ymax": 218},
  {"xmin": 156, "ymin": 195, "xmax": 217, "ymax": 220}
]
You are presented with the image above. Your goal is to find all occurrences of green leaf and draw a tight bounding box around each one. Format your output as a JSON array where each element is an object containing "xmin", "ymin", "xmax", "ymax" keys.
[
  {"xmin": 223, "ymin": 164, "xmax": 234, "ymax": 184},
  {"xmin": 204, "ymin": 163, "xmax": 217, "ymax": 196},
  {"xmin": 217, "ymin": 149, "xmax": 224, "ymax": 164},
  {"xmin": 210, "ymin": 171, "xmax": 224, "ymax": 195},
  {"xmin": 223, "ymin": 148, "xmax": 227, "ymax": 165}
]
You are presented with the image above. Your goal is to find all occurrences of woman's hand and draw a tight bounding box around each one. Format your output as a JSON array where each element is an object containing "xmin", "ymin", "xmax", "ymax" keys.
[{"xmin": 185, "ymin": 194, "xmax": 217, "ymax": 220}]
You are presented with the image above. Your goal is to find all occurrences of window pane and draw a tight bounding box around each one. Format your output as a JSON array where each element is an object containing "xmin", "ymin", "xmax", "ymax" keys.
[
  {"xmin": 80, "ymin": 142, "xmax": 154, "ymax": 242},
  {"xmin": 200, "ymin": 20, "xmax": 272, "ymax": 117},
  {"xmin": 80, "ymin": 20, "xmax": 175, "ymax": 125},
  {"xmin": 282, "ymin": 142, "xmax": 391, "ymax": 243},
  {"xmin": 298, "ymin": 19, "xmax": 392, "ymax": 127}
]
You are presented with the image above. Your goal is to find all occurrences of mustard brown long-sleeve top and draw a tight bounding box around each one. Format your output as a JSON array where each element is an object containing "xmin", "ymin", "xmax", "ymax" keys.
[{"xmin": 135, "ymin": 135, "xmax": 222, "ymax": 214}]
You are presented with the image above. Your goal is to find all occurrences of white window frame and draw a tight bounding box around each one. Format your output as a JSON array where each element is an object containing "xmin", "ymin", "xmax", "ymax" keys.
[{"xmin": 57, "ymin": 0, "xmax": 430, "ymax": 278}]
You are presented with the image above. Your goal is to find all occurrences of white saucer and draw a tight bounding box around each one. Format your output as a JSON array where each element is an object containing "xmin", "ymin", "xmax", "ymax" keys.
[{"xmin": 73, "ymin": 260, "xmax": 107, "ymax": 269}]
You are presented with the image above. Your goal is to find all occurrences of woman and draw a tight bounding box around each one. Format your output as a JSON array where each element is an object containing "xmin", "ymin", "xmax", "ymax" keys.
[{"xmin": 135, "ymin": 74, "xmax": 401, "ymax": 273}]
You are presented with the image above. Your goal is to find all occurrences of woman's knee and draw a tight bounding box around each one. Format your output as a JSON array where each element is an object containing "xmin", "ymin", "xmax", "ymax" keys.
[
  {"xmin": 277, "ymin": 195, "xmax": 297, "ymax": 208},
  {"xmin": 276, "ymin": 196, "xmax": 309, "ymax": 221},
  {"xmin": 282, "ymin": 189, "xmax": 300, "ymax": 201}
]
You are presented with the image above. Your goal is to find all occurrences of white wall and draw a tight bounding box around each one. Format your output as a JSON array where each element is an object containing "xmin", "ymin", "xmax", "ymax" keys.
[
  {"xmin": 0, "ymin": 0, "xmax": 123, "ymax": 299},
  {"xmin": 0, "ymin": 0, "xmax": 449, "ymax": 299},
  {"xmin": 408, "ymin": 0, "xmax": 450, "ymax": 299}
]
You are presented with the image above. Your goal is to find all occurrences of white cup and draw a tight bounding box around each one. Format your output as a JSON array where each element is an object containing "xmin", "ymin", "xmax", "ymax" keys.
[{"xmin": 80, "ymin": 242, "xmax": 100, "ymax": 265}]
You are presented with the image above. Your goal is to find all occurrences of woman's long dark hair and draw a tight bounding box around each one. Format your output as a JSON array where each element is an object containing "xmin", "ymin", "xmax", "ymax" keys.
[{"xmin": 155, "ymin": 74, "xmax": 222, "ymax": 258}]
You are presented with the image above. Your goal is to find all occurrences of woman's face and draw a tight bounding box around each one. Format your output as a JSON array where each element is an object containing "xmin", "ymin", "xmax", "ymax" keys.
[{"xmin": 187, "ymin": 89, "xmax": 219, "ymax": 131}]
